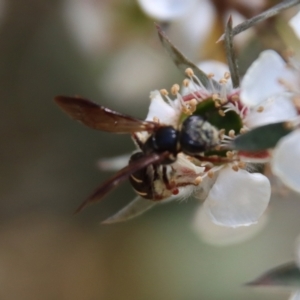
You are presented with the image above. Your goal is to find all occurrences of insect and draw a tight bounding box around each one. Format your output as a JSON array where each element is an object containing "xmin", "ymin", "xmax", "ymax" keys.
[{"xmin": 54, "ymin": 96, "xmax": 220, "ymax": 213}]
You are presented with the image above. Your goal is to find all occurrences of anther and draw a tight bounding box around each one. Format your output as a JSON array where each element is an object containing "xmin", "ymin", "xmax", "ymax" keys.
[
  {"xmin": 208, "ymin": 170, "xmax": 214, "ymax": 178},
  {"xmin": 232, "ymin": 164, "xmax": 239, "ymax": 172},
  {"xmin": 160, "ymin": 89, "xmax": 168, "ymax": 96},
  {"xmin": 183, "ymin": 79, "xmax": 190, "ymax": 87},
  {"xmin": 171, "ymin": 84, "xmax": 180, "ymax": 95},
  {"xmin": 153, "ymin": 117, "xmax": 160, "ymax": 123},
  {"xmin": 212, "ymin": 93, "xmax": 219, "ymax": 101},
  {"xmin": 218, "ymin": 110, "xmax": 225, "ymax": 117},
  {"xmin": 185, "ymin": 68, "xmax": 194, "ymax": 77},
  {"xmin": 219, "ymin": 78, "xmax": 227, "ymax": 84},
  {"xmin": 219, "ymin": 129, "xmax": 225, "ymax": 139},
  {"xmin": 229, "ymin": 130, "xmax": 235, "ymax": 138},
  {"xmin": 224, "ymin": 72, "xmax": 230, "ymax": 80},
  {"xmin": 238, "ymin": 161, "xmax": 246, "ymax": 169},
  {"xmin": 257, "ymin": 106, "xmax": 264, "ymax": 112},
  {"xmin": 226, "ymin": 151, "xmax": 234, "ymax": 159},
  {"xmin": 231, "ymin": 94, "xmax": 239, "ymax": 102},
  {"xmin": 194, "ymin": 176, "xmax": 202, "ymax": 185},
  {"xmin": 283, "ymin": 121, "xmax": 295, "ymax": 130},
  {"xmin": 220, "ymin": 98, "xmax": 227, "ymax": 105},
  {"xmin": 207, "ymin": 73, "xmax": 214, "ymax": 79},
  {"xmin": 240, "ymin": 127, "xmax": 247, "ymax": 134}
]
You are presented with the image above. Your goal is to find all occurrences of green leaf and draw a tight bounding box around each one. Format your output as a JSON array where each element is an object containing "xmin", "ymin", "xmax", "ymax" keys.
[
  {"xmin": 102, "ymin": 196, "xmax": 158, "ymax": 224},
  {"xmin": 156, "ymin": 24, "xmax": 221, "ymax": 91},
  {"xmin": 232, "ymin": 122, "xmax": 292, "ymax": 152},
  {"xmin": 246, "ymin": 262, "xmax": 300, "ymax": 287}
]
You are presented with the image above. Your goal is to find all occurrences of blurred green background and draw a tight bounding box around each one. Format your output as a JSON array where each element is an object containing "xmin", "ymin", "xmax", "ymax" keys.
[{"xmin": 1, "ymin": 0, "xmax": 300, "ymax": 299}]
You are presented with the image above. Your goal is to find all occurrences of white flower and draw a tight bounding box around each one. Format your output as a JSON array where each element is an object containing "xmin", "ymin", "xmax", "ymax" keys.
[
  {"xmin": 193, "ymin": 204, "xmax": 268, "ymax": 246},
  {"xmin": 137, "ymin": 0, "xmax": 198, "ymax": 21},
  {"xmin": 132, "ymin": 60, "xmax": 275, "ymax": 228},
  {"xmin": 240, "ymin": 50, "xmax": 298, "ymax": 127},
  {"xmin": 241, "ymin": 50, "xmax": 300, "ymax": 193},
  {"xmin": 103, "ymin": 52, "xmax": 299, "ymax": 228}
]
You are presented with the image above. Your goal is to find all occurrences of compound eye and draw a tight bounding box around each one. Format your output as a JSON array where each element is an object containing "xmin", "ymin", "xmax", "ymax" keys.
[{"xmin": 153, "ymin": 126, "xmax": 178, "ymax": 153}]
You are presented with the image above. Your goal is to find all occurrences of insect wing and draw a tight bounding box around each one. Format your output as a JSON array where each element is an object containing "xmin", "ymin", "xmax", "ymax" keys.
[
  {"xmin": 74, "ymin": 152, "xmax": 169, "ymax": 214},
  {"xmin": 102, "ymin": 196, "xmax": 158, "ymax": 224},
  {"xmin": 54, "ymin": 96, "xmax": 157, "ymax": 133}
]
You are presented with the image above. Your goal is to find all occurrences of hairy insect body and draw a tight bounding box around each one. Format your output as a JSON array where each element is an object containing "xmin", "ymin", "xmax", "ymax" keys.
[
  {"xmin": 129, "ymin": 115, "xmax": 220, "ymax": 201},
  {"xmin": 129, "ymin": 152, "xmax": 176, "ymax": 200},
  {"xmin": 54, "ymin": 96, "xmax": 221, "ymax": 213}
]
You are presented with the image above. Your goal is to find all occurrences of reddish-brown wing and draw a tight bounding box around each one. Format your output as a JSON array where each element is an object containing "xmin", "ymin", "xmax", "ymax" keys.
[
  {"xmin": 54, "ymin": 96, "xmax": 158, "ymax": 133},
  {"xmin": 74, "ymin": 152, "xmax": 169, "ymax": 214}
]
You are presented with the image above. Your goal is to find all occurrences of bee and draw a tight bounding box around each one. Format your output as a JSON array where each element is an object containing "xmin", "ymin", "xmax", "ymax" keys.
[{"xmin": 54, "ymin": 96, "xmax": 220, "ymax": 213}]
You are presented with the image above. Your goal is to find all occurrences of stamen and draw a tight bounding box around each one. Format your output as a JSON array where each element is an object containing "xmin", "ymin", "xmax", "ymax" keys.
[
  {"xmin": 161, "ymin": 88, "xmax": 176, "ymax": 108},
  {"xmin": 214, "ymin": 102, "xmax": 221, "ymax": 108},
  {"xmin": 283, "ymin": 121, "xmax": 295, "ymax": 130},
  {"xmin": 160, "ymin": 89, "xmax": 168, "ymax": 96},
  {"xmin": 224, "ymin": 72, "xmax": 230, "ymax": 80},
  {"xmin": 208, "ymin": 170, "xmax": 214, "ymax": 178},
  {"xmin": 239, "ymin": 105, "xmax": 248, "ymax": 118},
  {"xmin": 256, "ymin": 106, "xmax": 264, "ymax": 112},
  {"xmin": 231, "ymin": 94, "xmax": 239, "ymax": 102},
  {"xmin": 229, "ymin": 130, "xmax": 235, "ymax": 138},
  {"xmin": 182, "ymin": 99, "xmax": 197, "ymax": 115},
  {"xmin": 240, "ymin": 127, "xmax": 248, "ymax": 134},
  {"xmin": 232, "ymin": 164, "xmax": 239, "ymax": 172},
  {"xmin": 153, "ymin": 117, "xmax": 160, "ymax": 123},
  {"xmin": 171, "ymin": 84, "xmax": 180, "ymax": 95},
  {"xmin": 185, "ymin": 68, "xmax": 194, "ymax": 77},
  {"xmin": 212, "ymin": 93, "xmax": 219, "ymax": 101},
  {"xmin": 219, "ymin": 78, "xmax": 227, "ymax": 84},
  {"xmin": 183, "ymin": 78, "xmax": 190, "ymax": 87},
  {"xmin": 218, "ymin": 109, "xmax": 225, "ymax": 117},
  {"xmin": 185, "ymin": 68, "xmax": 208, "ymax": 92},
  {"xmin": 219, "ymin": 129, "xmax": 226, "ymax": 139},
  {"xmin": 226, "ymin": 151, "xmax": 234, "ymax": 159},
  {"xmin": 194, "ymin": 176, "xmax": 202, "ymax": 185},
  {"xmin": 238, "ymin": 161, "xmax": 246, "ymax": 169}
]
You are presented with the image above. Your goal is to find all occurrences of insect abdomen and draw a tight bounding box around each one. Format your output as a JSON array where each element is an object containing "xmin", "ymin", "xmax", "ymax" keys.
[{"xmin": 129, "ymin": 152, "xmax": 155, "ymax": 200}]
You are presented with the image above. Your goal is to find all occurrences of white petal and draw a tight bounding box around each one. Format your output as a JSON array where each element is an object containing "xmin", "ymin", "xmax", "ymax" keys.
[
  {"xmin": 240, "ymin": 50, "xmax": 296, "ymax": 107},
  {"xmin": 145, "ymin": 90, "xmax": 180, "ymax": 126},
  {"xmin": 137, "ymin": 0, "xmax": 197, "ymax": 21},
  {"xmin": 289, "ymin": 291, "xmax": 300, "ymax": 300},
  {"xmin": 198, "ymin": 60, "xmax": 229, "ymax": 82},
  {"xmin": 271, "ymin": 129, "xmax": 300, "ymax": 193},
  {"xmin": 167, "ymin": 0, "xmax": 214, "ymax": 59},
  {"xmin": 244, "ymin": 93, "xmax": 298, "ymax": 128},
  {"xmin": 289, "ymin": 11, "xmax": 300, "ymax": 40},
  {"xmin": 203, "ymin": 166, "xmax": 271, "ymax": 227},
  {"xmin": 193, "ymin": 205, "xmax": 268, "ymax": 246}
]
